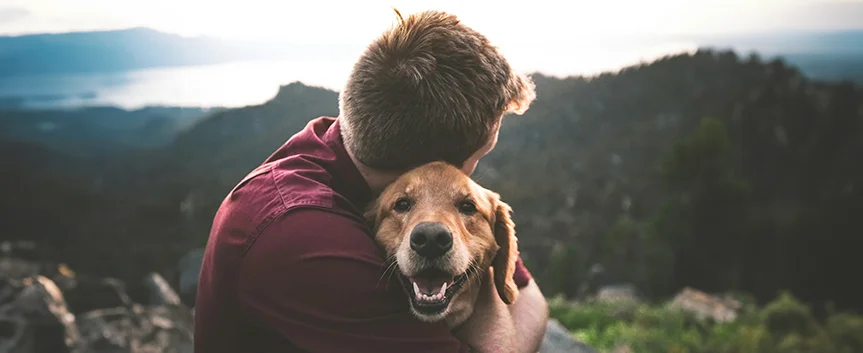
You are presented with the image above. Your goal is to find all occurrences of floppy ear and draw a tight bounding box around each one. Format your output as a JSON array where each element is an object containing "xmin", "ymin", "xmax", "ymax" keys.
[
  {"xmin": 363, "ymin": 198, "xmax": 382, "ymax": 231},
  {"xmin": 491, "ymin": 196, "xmax": 519, "ymax": 305}
]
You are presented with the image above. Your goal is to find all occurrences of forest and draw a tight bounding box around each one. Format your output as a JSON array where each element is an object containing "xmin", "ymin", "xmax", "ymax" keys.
[{"xmin": 1, "ymin": 50, "xmax": 861, "ymax": 351}]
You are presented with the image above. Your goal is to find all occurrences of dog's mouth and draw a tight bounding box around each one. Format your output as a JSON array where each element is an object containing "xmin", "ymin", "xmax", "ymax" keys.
[{"xmin": 400, "ymin": 268, "xmax": 469, "ymax": 315}]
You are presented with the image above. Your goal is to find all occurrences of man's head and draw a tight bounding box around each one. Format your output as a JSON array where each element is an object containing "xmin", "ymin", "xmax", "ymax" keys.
[{"xmin": 339, "ymin": 9, "xmax": 535, "ymax": 175}]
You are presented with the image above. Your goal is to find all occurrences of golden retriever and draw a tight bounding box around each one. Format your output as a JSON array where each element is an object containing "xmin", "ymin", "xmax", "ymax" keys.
[{"xmin": 365, "ymin": 161, "xmax": 519, "ymax": 327}]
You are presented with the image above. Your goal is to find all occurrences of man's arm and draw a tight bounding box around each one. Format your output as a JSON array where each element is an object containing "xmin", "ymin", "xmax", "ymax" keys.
[
  {"xmin": 454, "ymin": 269, "xmax": 549, "ymax": 353},
  {"xmin": 236, "ymin": 208, "xmax": 471, "ymax": 353},
  {"xmin": 511, "ymin": 281, "xmax": 550, "ymax": 352}
]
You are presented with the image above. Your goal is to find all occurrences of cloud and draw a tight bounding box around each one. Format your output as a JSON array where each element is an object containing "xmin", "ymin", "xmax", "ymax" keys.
[{"xmin": 0, "ymin": 7, "xmax": 30, "ymax": 23}]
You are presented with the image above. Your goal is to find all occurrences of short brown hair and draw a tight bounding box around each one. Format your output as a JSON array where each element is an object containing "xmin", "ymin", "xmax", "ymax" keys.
[{"xmin": 339, "ymin": 9, "xmax": 535, "ymax": 171}]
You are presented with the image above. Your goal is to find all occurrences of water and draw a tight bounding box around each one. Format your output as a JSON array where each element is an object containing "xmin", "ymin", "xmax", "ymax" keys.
[
  {"xmin": 0, "ymin": 41, "xmax": 698, "ymax": 110},
  {"xmin": 0, "ymin": 59, "xmax": 356, "ymax": 110}
]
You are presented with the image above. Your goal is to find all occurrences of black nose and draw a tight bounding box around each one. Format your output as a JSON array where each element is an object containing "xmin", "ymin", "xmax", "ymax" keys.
[{"xmin": 410, "ymin": 222, "xmax": 453, "ymax": 259}]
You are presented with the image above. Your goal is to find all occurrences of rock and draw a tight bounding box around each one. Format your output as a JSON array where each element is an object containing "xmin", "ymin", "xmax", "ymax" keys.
[
  {"xmin": 77, "ymin": 304, "xmax": 193, "ymax": 353},
  {"xmin": 0, "ymin": 254, "xmax": 194, "ymax": 353},
  {"xmin": 539, "ymin": 319, "xmax": 598, "ymax": 353},
  {"xmin": 0, "ymin": 241, "xmax": 37, "ymax": 260},
  {"xmin": 64, "ymin": 276, "xmax": 134, "ymax": 315},
  {"xmin": 667, "ymin": 287, "xmax": 742, "ymax": 323},
  {"xmin": 144, "ymin": 273, "xmax": 181, "ymax": 307},
  {"xmin": 0, "ymin": 257, "xmax": 42, "ymax": 282},
  {"xmin": 595, "ymin": 283, "xmax": 639, "ymax": 303},
  {"xmin": 0, "ymin": 275, "xmax": 82, "ymax": 353}
]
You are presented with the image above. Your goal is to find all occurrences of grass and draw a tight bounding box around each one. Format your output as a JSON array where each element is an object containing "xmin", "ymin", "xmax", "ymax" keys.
[{"xmin": 548, "ymin": 291, "xmax": 863, "ymax": 353}]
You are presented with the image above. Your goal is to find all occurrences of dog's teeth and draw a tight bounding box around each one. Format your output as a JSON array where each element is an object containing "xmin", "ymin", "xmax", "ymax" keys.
[
  {"xmin": 412, "ymin": 282, "xmax": 420, "ymax": 294},
  {"xmin": 440, "ymin": 282, "xmax": 448, "ymax": 294}
]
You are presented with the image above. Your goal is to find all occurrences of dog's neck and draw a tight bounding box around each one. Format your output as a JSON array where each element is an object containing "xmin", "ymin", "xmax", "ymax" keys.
[{"xmin": 445, "ymin": 284, "xmax": 482, "ymax": 328}]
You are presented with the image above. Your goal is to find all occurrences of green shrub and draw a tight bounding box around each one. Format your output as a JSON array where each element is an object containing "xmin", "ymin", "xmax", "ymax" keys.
[
  {"xmin": 549, "ymin": 291, "xmax": 863, "ymax": 353},
  {"xmin": 825, "ymin": 313, "xmax": 863, "ymax": 353},
  {"xmin": 762, "ymin": 291, "xmax": 815, "ymax": 337}
]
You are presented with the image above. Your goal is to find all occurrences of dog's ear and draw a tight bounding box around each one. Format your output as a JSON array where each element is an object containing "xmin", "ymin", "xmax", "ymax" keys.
[
  {"xmin": 363, "ymin": 198, "xmax": 381, "ymax": 231},
  {"xmin": 490, "ymin": 193, "xmax": 519, "ymax": 305}
]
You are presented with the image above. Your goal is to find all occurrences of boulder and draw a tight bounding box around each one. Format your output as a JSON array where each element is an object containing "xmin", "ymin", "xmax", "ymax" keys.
[
  {"xmin": 539, "ymin": 319, "xmax": 598, "ymax": 353},
  {"xmin": 0, "ymin": 276, "xmax": 82, "ymax": 353},
  {"xmin": 0, "ymin": 254, "xmax": 194, "ymax": 353},
  {"xmin": 76, "ymin": 304, "xmax": 193, "ymax": 353},
  {"xmin": 667, "ymin": 287, "xmax": 742, "ymax": 323},
  {"xmin": 595, "ymin": 283, "xmax": 639, "ymax": 303}
]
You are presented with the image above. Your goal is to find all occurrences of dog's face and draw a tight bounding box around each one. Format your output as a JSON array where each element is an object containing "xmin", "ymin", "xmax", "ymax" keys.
[{"xmin": 365, "ymin": 161, "xmax": 519, "ymax": 323}]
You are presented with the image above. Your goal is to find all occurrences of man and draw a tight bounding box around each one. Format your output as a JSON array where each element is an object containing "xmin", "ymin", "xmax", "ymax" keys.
[{"xmin": 194, "ymin": 9, "xmax": 548, "ymax": 353}]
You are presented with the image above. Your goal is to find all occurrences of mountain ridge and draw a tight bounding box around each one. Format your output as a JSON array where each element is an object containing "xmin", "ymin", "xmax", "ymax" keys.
[{"xmin": 1, "ymin": 50, "xmax": 861, "ymax": 313}]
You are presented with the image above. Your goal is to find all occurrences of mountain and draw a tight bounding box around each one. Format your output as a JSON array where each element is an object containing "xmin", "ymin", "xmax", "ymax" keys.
[
  {"xmin": 3, "ymin": 27, "xmax": 863, "ymax": 84},
  {"xmin": 688, "ymin": 30, "xmax": 863, "ymax": 83},
  {"xmin": 0, "ymin": 106, "xmax": 216, "ymax": 158},
  {"xmin": 0, "ymin": 28, "xmax": 297, "ymax": 78},
  {"xmin": 693, "ymin": 30, "xmax": 863, "ymax": 56},
  {"xmin": 1, "ymin": 50, "xmax": 862, "ymax": 314}
]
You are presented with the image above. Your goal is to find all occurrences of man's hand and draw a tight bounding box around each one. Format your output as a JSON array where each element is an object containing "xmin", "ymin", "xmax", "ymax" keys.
[{"xmin": 453, "ymin": 269, "xmax": 549, "ymax": 353}]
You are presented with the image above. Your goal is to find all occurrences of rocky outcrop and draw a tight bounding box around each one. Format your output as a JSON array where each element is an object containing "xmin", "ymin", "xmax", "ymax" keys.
[
  {"xmin": 0, "ymin": 252, "xmax": 192, "ymax": 353},
  {"xmin": 0, "ymin": 275, "xmax": 80, "ymax": 353}
]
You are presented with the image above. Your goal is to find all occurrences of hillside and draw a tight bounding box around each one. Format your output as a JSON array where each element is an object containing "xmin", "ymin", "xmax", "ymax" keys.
[
  {"xmin": 1, "ymin": 49, "xmax": 861, "ymax": 314},
  {"xmin": 0, "ymin": 28, "xmax": 296, "ymax": 78},
  {"xmin": 0, "ymin": 106, "xmax": 215, "ymax": 158},
  {"xmin": 688, "ymin": 30, "xmax": 863, "ymax": 84}
]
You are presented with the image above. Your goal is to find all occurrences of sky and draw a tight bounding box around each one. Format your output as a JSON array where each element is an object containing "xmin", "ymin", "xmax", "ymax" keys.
[
  {"xmin": 2, "ymin": 0, "xmax": 862, "ymax": 41},
  {"xmin": 0, "ymin": 0, "xmax": 861, "ymax": 79}
]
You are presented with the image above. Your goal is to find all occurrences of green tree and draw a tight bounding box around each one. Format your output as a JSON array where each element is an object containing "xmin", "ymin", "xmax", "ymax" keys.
[{"xmin": 652, "ymin": 117, "xmax": 752, "ymax": 293}]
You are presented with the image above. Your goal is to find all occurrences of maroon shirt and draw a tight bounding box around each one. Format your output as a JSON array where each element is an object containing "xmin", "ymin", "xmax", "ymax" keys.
[{"xmin": 194, "ymin": 117, "xmax": 533, "ymax": 353}]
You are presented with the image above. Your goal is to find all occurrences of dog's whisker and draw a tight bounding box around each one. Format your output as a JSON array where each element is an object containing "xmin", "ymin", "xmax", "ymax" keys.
[
  {"xmin": 385, "ymin": 260, "xmax": 400, "ymax": 284},
  {"xmin": 462, "ymin": 261, "xmax": 478, "ymax": 287},
  {"xmin": 467, "ymin": 262, "xmax": 483, "ymax": 287},
  {"xmin": 377, "ymin": 256, "xmax": 399, "ymax": 288}
]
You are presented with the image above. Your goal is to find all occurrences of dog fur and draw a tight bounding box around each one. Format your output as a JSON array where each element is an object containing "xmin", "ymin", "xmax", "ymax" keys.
[{"xmin": 365, "ymin": 161, "xmax": 519, "ymax": 328}]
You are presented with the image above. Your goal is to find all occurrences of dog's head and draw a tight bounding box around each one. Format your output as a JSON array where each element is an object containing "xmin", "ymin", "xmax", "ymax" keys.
[{"xmin": 365, "ymin": 161, "xmax": 519, "ymax": 322}]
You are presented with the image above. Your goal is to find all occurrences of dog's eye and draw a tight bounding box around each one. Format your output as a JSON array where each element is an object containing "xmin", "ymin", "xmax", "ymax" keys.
[
  {"xmin": 458, "ymin": 200, "xmax": 477, "ymax": 215},
  {"xmin": 393, "ymin": 198, "xmax": 412, "ymax": 213}
]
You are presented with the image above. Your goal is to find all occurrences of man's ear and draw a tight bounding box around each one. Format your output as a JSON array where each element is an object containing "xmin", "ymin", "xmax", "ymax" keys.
[{"xmin": 491, "ymin": 194, "xmax": 519, "ymax": 305}]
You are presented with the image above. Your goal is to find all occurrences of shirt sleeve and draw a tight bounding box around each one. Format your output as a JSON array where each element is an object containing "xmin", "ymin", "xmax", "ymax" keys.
[
  {"xmin": 237, "ymin": 208, "xmax": 472, "ymax": 353},
  {"xmin": 513, "ymin": 256, "xmax": 533, "ymax": 289}
]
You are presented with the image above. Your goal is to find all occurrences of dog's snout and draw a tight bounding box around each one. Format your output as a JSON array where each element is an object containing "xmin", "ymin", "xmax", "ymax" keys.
[{"xmin": 409, "ymin": 222, "xmax": 453, "ymax": 258}]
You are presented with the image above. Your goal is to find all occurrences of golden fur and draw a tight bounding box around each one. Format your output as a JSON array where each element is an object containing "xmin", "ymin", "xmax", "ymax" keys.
[{"xmin": 365, "ymin": 161, "xmax": 519, "ymax": 327}]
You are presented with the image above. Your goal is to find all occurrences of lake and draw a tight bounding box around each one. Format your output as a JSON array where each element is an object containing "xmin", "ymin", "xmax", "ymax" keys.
[
  {"xmin": 0, "ymin": 59, "xmax": 356, "ymax": 110},
  {"xmin": 0, "ymin": 41, "xmax": 699, "ymax": 110}
]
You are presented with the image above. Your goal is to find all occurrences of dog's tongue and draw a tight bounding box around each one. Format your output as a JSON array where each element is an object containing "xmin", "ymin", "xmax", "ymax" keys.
[{"xmin": 410, "ymin": 276, "xmax": 453, "ymax": 296}]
